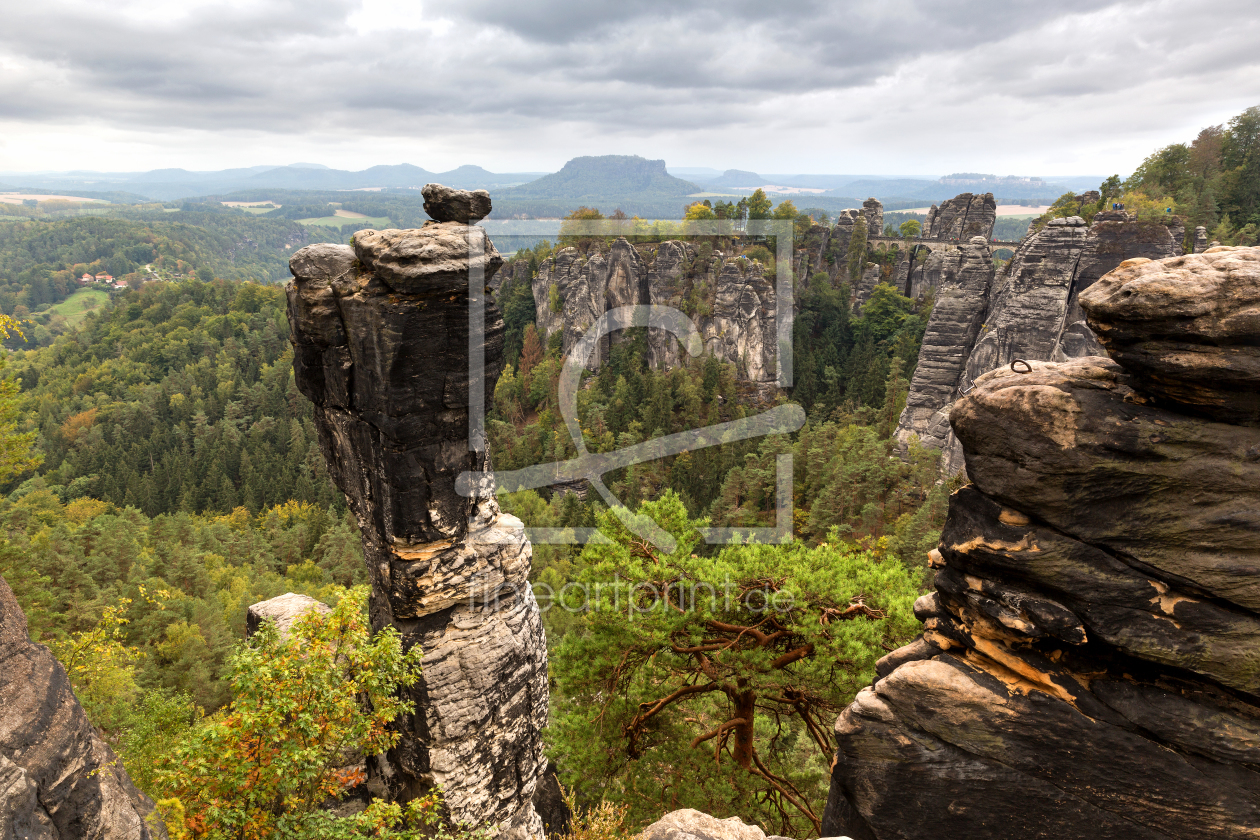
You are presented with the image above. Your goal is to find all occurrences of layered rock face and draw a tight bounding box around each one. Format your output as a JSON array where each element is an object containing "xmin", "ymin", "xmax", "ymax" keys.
[
  {"xmin": 861, "ymin": 198, "xmax": 883, "ymax": 238},
  {"xmin": 895, "ymin": 211, "xmax": 1186, "ymax": 474},
  {"xmin": 822, "ymin": 246, "xmax": 1260, "ymax": 840},
  {"xmin": 924, "ymin": 192, "xmax": 996, "ymax": 241},
  {"xmin": 286, "ymin": 187, "xmax": 548, "ymax": 839},
  {"xmin": 0, "ymin": 575, "xmax": 164, "ymax": 840},
  {"xmin": 790, "ymin": 200, "xmax": 885, "ymax": 287},
  {"xmin": 530, "ymin": 238, "xmax": 778, "ymax": 383},
  {"xmin": 1195, "ymin": 225, "xmax": 1210, "ymax": 253},
  {"xmin": 1082, "ymin": 246, "xmax": 1260, "ymax": 426},
  {"xmin": 893, "ymin": 237, "xmax": 995, "ymax": 473}
]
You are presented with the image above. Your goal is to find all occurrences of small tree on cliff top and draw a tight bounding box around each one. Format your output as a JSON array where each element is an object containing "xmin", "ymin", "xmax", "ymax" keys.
[{"xmin": 549, "ymin": 493, "xmax": 921, "ymax": 836}]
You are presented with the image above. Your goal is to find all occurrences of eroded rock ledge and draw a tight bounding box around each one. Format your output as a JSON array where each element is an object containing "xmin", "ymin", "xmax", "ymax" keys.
[
  {"xmin": 286, "ymin": 186, "xmax": 548, "ymax": 839},
  {"xmin": 822, "ymin": 246, "xmax": 1260, "ymax": 839}
]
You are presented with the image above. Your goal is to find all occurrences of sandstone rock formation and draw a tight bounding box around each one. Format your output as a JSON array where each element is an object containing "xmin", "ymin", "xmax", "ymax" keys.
[
  {"xmin": 286, "ymin": 185, "xmax": 548, "ymax": 840},
  {"xmin": 895, "ymin": 211, "xmax": 1186, "ymax": 474},
  {"xmin": 822, "ymin": 246, "xmax": 1260, "ymax": 840},
  {"xmin": 861, "ymin": 198, "xmax": 883, "ymax": 238},
  {"xmin": 829, "ymin": 209, "xmax": 862, "ymax": 258},
  {"xmin": 245, "ymin": 592, "xmax": 331, "ymax": 638},
  {"xmin": 793, "ymin": 195, "xmax": 1007, "ymax": 303},
  {"xmin": 1081, "ymin": 246, "xmax": 1260, "ymax": 426},
  {"xmin": 850, "ymin": 263, "xmax": 882, "ymax": 313},
  {"xmin": 490, "ymin": 254, "xmax": 529, "ymax": 299},
  {"xmin": 0, "ymin": 575, "xmax": 165, "ymax": 840},
  {"xmin": 924, "ymin": 192, "xmax": 996, "ymax": 241},
  {"xmin": 1195, "ymin": 225, "xmax": 1210, "ymax": 253},
  {"xmin": 640, "ymin": 809, "xmax": 797, "ymax": 840},
  {"xmin": 423, "ymin": 183, "xmax": 492, "ymax": 223},
  {"xmin": 530, "ymin": 238, "xmax": 779, "ymax": 383},
  {"xmin": 893, "ymin": 237, "xmax": 994, "ymax": 473}
]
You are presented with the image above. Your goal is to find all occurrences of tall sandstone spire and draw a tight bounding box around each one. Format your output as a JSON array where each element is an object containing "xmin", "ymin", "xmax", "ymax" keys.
[{"xmin": 286, "ymin": 185, "xmax": 548, "ymax": 839}]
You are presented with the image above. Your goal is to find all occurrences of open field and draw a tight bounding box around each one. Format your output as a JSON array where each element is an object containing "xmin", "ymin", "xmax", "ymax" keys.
[
  {"xmin": 47, "ymin": 288, "xmax": 110, "ymax": 327},
  {"xmin": 221, "ymin": 201, "xmax": 280, "ymax": 214},
  {"xmin": 0, "ymin": 193, "xmax": 110, "ymax": 204},
  {"xmin": 298, "ymin": 213, "xmax": 391, "ymax": 228}
]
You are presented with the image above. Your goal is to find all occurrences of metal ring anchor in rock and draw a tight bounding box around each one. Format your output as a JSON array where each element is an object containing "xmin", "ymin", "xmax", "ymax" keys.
[{"xmin": 1010, "ymin": 359, "xmax": 1033, "ymax": 373}]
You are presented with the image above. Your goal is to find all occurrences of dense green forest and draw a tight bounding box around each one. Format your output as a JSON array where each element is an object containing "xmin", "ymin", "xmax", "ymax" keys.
[
  {"xmin": 7, "ymin": 280, "xmax": 341, "ymax": 514},
  {"xmin": 1125, "ymin": 105, "xmax": 1260, "ymax": 243}
]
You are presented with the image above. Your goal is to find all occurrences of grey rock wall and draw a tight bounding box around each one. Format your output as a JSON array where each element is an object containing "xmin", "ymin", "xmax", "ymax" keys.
[
  {"xmin": 862, "ymin": 198, "xmax": 884, "ymax": 238},
  {"xmin": 0, "ymin": 575, "xmax": 165, "ymax": 840},
  {"xmin": 851, "ymin": 263, "xmax": 882, "ymax": 313},
  {"xmin": 895, "ymin": 212, "xmax": 1185, "ymax": 475},
  {"xmin": 894, "ymin": 237, "xmax": 995, "ymax": 474},
  {"xmin": 530, "ymin": 238, "xmax": 779, "ymax": 383},
  {"xmin": 925, "ymin": 193, "xmax": 996, "ymax": 241},
  {"xmin": 286, "ymin": 196, "xmax": 548, "ymax": 840}
]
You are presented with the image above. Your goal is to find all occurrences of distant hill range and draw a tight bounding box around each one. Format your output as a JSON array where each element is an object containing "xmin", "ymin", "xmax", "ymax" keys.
[
  {"xmin": 1, "ymin": 156, "xmax": 1110, "ymax": 219},
  {"xmin": 0, "ymin": 164, "xmax": 547, "ymax": 202},
  {"xmin": 683, "ymin": 169, "xmax": 1093, "ymax": 203}
]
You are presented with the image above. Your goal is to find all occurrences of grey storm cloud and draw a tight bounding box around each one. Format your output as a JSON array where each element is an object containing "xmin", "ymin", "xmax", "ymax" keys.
[{"xmin": 0, "ymin": 0, "xmax": 1258, "ymax": 171}]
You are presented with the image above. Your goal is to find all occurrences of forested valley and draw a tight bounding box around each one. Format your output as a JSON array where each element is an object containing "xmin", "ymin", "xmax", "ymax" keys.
[
  {"xmin": 4, "ymin": 105, "xmax": 1256, "ymax": 837},
  {"xmin": 0, "ymin": 207, "xmax": 941, "ymax": 834}
]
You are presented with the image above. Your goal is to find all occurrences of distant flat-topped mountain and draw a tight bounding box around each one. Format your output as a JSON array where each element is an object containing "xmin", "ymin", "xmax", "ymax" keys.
[
  {"xmin": 499, "ymin": 155, "xmax": 701, "ymax": 200},
  {"xmin": 695, "ymin": 169, "xmax": 764, "ymax": 189}
]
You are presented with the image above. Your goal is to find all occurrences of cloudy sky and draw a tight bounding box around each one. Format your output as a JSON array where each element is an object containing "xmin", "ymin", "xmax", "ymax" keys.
[{"xmin": 0, "ymin": 0, "xmax": 1257, "ymax": 177}]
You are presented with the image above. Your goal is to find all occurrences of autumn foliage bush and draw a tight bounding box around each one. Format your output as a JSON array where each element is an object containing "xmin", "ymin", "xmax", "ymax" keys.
[{"xmin": 151, "ymin": 587, "xmax": 437, "ymax": 840}]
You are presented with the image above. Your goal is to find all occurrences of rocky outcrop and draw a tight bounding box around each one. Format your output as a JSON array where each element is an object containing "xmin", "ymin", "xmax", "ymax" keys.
[
  {"xmin": 0, "ymin": 575, "xmax": 164, "ymax": 840},
  {"xmin": 530, "ymin": 239, "xmax": 778, "ymax": 383},
  {"xmin": 893, "ymin": 237, "xmax": 995, "ymax": 473},
  {"xmin": 423, "ymin": 183, "xmax": 492, "ymax": 223},
  {"xmin": 1081, "ymin": 246, "xmax": 1260, "ymax": 426},
  {"xmin": 286, "ymin": 186, "xmax": 548, "ymax": 840},
  {"xmin": 1195, "ymin": 225, "xmax": 1210, "ymax": 253},
  {"xmin": 490, "ymin": 254, "xmax": 529, "ymax": 299},
  {"xmin": 895, "ymin": 211, "xmax": 1186, "ymax": 474},
  {"xmin": 705, "ymin": 256, "xmax": 778, "ymax": 381},
  {"xmin": 861, "ymin": 198, "xmax": 883, "ymax": 238},
  {"xmin": 851, "ymin": 263, "xmax": 882, "ymax": 313},
  {"xmin": 640, "ymin": 809, "xmax": 789, "ymax": 840},
  {"xmin": 245, "ymin": 592, "xmax": 331, "ymax": 638},
  {"xmin": 822, "ymin": 246, "xmax": 1260, "ymax": 840},
  {"xmin": 924, "ymin": 193, "xmax": 996, "ymax": 241},
  {"xmin": 829, "ymin": 209, "xmax": 861, "ymax": 259}
]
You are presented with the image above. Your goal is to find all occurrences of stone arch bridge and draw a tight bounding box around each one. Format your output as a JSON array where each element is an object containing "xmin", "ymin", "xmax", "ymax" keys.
[{"xmin": 867, "ymin": 236, "xmax": 1022, "ymax": 252}]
